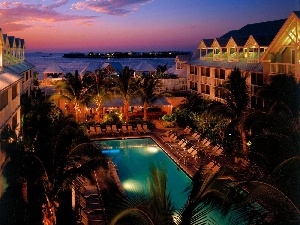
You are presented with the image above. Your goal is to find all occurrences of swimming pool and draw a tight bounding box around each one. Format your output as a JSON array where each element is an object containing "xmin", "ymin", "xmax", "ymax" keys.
[{"xmin": 95, "ymin": 137, "xmax": 192, "ymax": 210}]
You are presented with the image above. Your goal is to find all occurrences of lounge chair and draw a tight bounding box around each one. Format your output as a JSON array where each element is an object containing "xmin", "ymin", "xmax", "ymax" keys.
[
  {"xmin": 203, "ymin": 161, "xmax": 215, "ymax": 171},
  {"xmin": 202, "ymin": 162, "xmax": 217, "ymax": 173},
  {"xmin": 177, "ymin": 139, "xmax": 185, "ymax": 146},
  {"xmin": 210, "ymin": 148, "xmax": 223, "ymax": 156},
  {"xmin": 112, "ymin": 124, "xmax": 119, "ymax": 134},
  {"xmin": 122, "ymin": 124, "xmax": 128, "ymax": 134},
  {"xmin": 137, "ymin": 124, "xmax": 146, "ymax": 134},
  {"xmin": 163, "ymin": 130, "xmax": 172, "ymax": 137},
  {"xmin": 89, "ymin": 126, "xmax": 96, "ymax": 135},
  {"xmin": 180, "ymin": 141, "xmax": 188, "ymax": 150},
  {"xmin": 183, "ymin": 126, "xmax": 190, "ymax": 133},
  {"xmin": 191, "ymin": 132, "xmax": 198, "ymax": 138},
  {"xmin": 164, "ymin": 132, "xmax": 175, "ymax": 141},
  {"xmin": 106, "ymin": 125, "xmax": 112, "ymax": 134},
  {"xmin": 143, "ymin": 124, "xmax": 151, "ymax": 133},
  {"xmin": 184, "ymin": 127, "xmax": 192, "ymax": 134},
  {"xmin": 127, "ymin": 125, "xmax": 135, "ymax": 134},
  {"xmin": 211, "ymin": 164, "xmax": 221, "ymax": 173},
  {"xmin": 95, "ymin": 126, "xmax": 102, "ymax": 135},
  {"xmin": 202, "ymin": 145, "xmax": 219, "ymax": 154}
]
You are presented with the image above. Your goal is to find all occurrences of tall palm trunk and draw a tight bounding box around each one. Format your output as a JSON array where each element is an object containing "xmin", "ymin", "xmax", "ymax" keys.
[
  {"xmin": 124, "ymin": 100, "xmax": 130, "ymax": 123},
  {"xmin": 97, "ymin": 103, "xmax": 102, "ymax": 122},
  {"xmin": 21, "ymin": 178, "xmax": 28, "ymax": 203},
  {"xmin": 143, "ymin": 102, "xmax": 148, "ymax": 121},
  {"xmin": 241, "ymin": 129, "xmax": 248, "ymax": 156}
]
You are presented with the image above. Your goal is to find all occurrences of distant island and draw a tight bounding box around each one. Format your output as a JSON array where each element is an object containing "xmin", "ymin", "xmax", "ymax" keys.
[{"xmin": 63, "ymin": 51, "xmax": 191, "ymax": 58}]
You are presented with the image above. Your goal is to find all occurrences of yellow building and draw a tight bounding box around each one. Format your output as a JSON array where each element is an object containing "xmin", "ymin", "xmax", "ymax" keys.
[
  {"xmin": 0, "ymin": 28, "xmax": 35, "ymax": 133},
  {"xmin": 184, "ymin": 11, "xmax": 299, "ymax": 109}
]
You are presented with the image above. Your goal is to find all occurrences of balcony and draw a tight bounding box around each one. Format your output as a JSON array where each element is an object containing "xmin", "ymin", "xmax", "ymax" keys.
[{"xmin": 270, "ymin": 62, "xmax": 296, "ymax": 75}]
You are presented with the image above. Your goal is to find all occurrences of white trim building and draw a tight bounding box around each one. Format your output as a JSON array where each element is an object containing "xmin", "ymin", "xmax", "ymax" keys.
[
  {"xmin": 181, "ymin": 11, "xmax": 300, "ymax": 110},
  {"xmin": 0, "ymin": 29, "xmax": 35, "ymax": 132}
]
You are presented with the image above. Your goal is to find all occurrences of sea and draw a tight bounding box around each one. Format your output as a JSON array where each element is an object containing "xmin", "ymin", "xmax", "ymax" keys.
[{"xmin": 25, "ymin": 52, "xmax": 176, "ymax": 80}]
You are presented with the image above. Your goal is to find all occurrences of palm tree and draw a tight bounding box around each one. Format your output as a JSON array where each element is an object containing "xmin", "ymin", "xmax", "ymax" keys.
[
  {"xmin": 230, "ymin": 180, "xmax": 300, "ymax": 224},
  {"xmin": 50, "ymin": 70, "xmax": 93, "ymax": 121},
  {"xmin": 137, "ymin": 76, "xmax": 166, "ymax": 121},
  {"xmin": 0, "ymin": 137, "xmax": 108, "ymax": 225},
  {"xmin": 112, "ymin": 66, "xmax": 140, "ymax": 123},
  {"xmin": 211, "ymin": 68, "xmax": 250, "ymax": 155},
  {"xmin": 106, "ymin": 163, "xmax": 175, "ymax": 225},
  {"xmin": 91, "ymin": 69, "xmax": 113, "ymax": 122},
  {"xmin": 258, "ymin": 74, "xmax": 300, "ymax": 117}
]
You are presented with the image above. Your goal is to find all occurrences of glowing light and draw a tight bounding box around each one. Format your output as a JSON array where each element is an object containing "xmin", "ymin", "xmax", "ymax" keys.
[
  {"xmin": 146, "ymin": 146, "xmax": 159, "ymax": 154},
  {"xmin": 122, "ymin": 179, "xmax": 142, "ymax": 193}
]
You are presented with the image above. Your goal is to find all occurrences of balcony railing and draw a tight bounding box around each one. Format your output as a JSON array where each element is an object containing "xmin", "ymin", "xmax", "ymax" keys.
[
  {"xmin": 0, "ymin": 96, "xmax": 20, "ymax": 128},
  {"xmin": 270, "ymin": 63, "xmax": 296, "ymax": 75}
]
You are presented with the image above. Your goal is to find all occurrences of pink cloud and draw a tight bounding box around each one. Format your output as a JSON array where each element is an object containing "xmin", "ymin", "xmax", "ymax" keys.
[
  {"xmin": 0, "ymin": 1, "xmax": 97, "ymax": 32},
  {"xmin": 72, "ymin": 0, "xmax": 152, "ymax": 15}
]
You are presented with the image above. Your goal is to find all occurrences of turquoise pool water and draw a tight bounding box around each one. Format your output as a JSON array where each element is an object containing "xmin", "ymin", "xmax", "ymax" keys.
[
  {"xmin": 96, "ymin": 138, "xmax": 192, "ymax": 210},
  {"xmin": 95, "ymin": 138, "xmax": 247, "ymax": 224}
]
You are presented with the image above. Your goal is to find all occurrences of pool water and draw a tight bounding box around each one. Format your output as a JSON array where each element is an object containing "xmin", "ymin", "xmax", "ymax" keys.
[
  {"xmin": 96, "ymin": 138, "xmax": 192, "ymax": 210},
  {"xmin": 95, "ymin": 138, "xmax": 247, "ymax": 224}
]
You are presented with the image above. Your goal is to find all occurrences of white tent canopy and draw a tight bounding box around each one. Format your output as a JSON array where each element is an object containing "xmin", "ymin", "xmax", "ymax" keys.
[
  {"xmin": 134, "ymin": 61, "xmax": 156, "ymax": 72},
  {"xmin": 43, "ymin": 63, "xmax": 65, "ymax": 80}
]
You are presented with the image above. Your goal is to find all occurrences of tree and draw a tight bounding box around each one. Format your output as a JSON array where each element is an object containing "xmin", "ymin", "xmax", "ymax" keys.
[
  {"xmin": 106, "ymin": 164, "xmax": 174, "ymax": 225},
  {"xmin": 137, "ymin": 76, "xmax": 166, "ymax": 121},
  {"xmin": 83, "ymin": 69, "xmax": 113, "ymax": 122},
  {"xmin": 112, "ymin": 66, "xmax": 140, "ymax": 122},
  {"xmin": 0, "ymin": 129, "xmax": 108, "ymax": 225},
  {"xmin": 50, "ymin": 70, "xmax": 93, "ymax": 121},
  {"xmin": 211, "ymin": 68, "xmax": 250, "ymax": 155},
  {"xmin": 259, "ymin": 74, "xmax": 300, "ymax": 117}
]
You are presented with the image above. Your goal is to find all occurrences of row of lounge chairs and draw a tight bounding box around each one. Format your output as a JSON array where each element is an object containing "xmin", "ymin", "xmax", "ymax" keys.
[
  {"xmin": 162, "ymin": 128, "xmax": 224, "ymax": 173},
  {"xmin": 89, "ymin": 123, "xmax": 151, "ymax": 136}
]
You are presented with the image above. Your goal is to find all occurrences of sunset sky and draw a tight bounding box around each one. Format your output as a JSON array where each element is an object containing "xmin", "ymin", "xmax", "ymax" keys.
[{"xmin": 0, "ymin": 0, "xmax": 298, "ymax": 53}]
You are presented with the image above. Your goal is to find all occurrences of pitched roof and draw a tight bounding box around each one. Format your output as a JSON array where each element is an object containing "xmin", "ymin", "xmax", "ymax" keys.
[
  {"xmin": 220, "ymin": 19, "xmax": 286, "ymax": 39},
  {"xmin": 134, "ymin": 61, "xmax": 156, "ymax": 72},
  {"xmin": 43, "ymin": 63, "xmax": 64, "ymax": 74},
  {"xmin": 6, "ymin": 61, "xmax": 35, "ymax": 74},
  {"xmin": 80, "ymin": 61, "xmax": 102, "ymax": 75},
  {"xmin": 0, "ymin": 70, "xmax": 22, "ymax": 89},
  {"xmin": 216, "ymin": 38, "xmax": 230, "ymax": 47},
  {"xmin": 202, "ymin": 39, "xmax": 214, "ymax": 47},
  {"xmin": 176, "ymin": 53, "xmax": 192, "ymax": 62},
  {"xmin": 252, "ymin": 35, "xmax": 275, "ymax": 46},
  {"xmin": 101, "ymin": 62, "xmax": 123, "ymax": 74}
]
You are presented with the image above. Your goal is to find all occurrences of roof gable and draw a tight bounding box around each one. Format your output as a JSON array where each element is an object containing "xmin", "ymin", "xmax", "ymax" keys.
[
  {"xmin": 261, "ymin": 11, "xmax": 300, "ymax": 60},
  {"xmin": 199, "ymin": 39, "xmax": 214, "ymax": 48}
]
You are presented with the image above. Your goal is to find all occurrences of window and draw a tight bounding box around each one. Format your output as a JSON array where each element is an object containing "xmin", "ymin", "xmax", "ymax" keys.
[
  {"xmin": 251, "ymin": 73, "xmax": 263, "ymax": 86},
  {"xmin": 0, "ymin": 90, "xmax": 8, "ymax": 110},
  {"xmin": 12, "ymin": 84, "xmax": 17, "ymax": 99},
  {"xmin": 220, "ymin": 69, "xmax": 225, "ymax": 79},
  {"xmin": 190, "ymin": 66, "xmax": 195, "ymax": 74},
  {"xmin": 215, "ymin": 69, "xmax": 220, "ymax": 78},
  {"xmin": 206, "ymin": 68, "xmax": 210, "ymax": 77}
]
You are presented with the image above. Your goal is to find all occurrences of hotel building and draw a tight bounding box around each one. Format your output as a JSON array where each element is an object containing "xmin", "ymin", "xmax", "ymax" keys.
[
  {"xmin": 0, "ymin": 29, "xmax": 35, "ymax": 133},
  {"xmin": 181, "ymin": 11, "xmax": 300, "ymax": 109}
]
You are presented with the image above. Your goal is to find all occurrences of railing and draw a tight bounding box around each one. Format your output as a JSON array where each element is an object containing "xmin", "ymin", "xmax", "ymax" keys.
[
  {"xmin": 247, "ymin": 59, "xmax": 259, "ymax": 63},
  {"xmin": 270, "ymin": 63, "xmax": 296, "ymax": 75},
  {"xmin": 0, "ymin": 96, "xmax": 20, "ymax": 128},
  {"xmin": 201, "ymin": 76, "xmax": 207, "ymax": 84},
  {"xmin": 213, "ymin": 78, "xmax": 224, "ymax": 86},
  {"xmin": 250, "ymin": 84, "xmax": 261, "ymax": 95}
]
